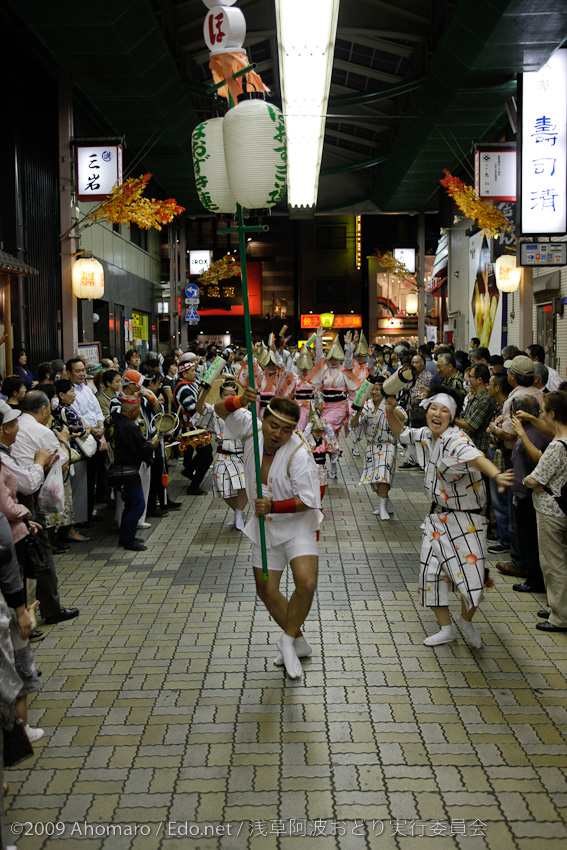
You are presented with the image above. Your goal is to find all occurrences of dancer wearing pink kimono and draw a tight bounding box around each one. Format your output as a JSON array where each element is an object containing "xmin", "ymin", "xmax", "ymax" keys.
[
  {"xmin": 310, "ymin": 327, "xmax": 358, "ymax": 478},
  {"xmin": 280, "ymin": 346, "xmax": 318, "ymax": 431}
]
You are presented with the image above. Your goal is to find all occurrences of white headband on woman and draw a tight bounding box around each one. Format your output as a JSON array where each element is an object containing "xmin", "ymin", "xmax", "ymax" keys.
[{"xmin": 420, "ymin": 393, "xmax": 458, "ymax": 421}]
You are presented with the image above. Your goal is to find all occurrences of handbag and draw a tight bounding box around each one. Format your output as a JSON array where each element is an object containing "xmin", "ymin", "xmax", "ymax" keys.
[
  {"xmin": 23, "ymin": 528, "xmax": 51, "ymax": 579},
  {"xmin": 69, "ymin": 444, "xmax": 82, "ymax": 464},
  {"xmin": 3, "ymin": 718, "xmax": 34, "ymax": 767},
  {"xmin": 75, "ymin": 433, "xmax": 98, "ymax": 458}
]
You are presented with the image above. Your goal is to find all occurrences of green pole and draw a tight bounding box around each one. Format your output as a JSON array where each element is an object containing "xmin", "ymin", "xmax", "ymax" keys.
[{"xmin": 236, "ymin": 203, "xmax": 269, "ymax": 580}]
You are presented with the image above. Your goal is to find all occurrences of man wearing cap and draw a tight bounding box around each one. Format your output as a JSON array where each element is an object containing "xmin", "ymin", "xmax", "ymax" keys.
[
  {"xmin": 215, "ymin": 389, "xmax": 322, "ymax": 680},
  {"xmin": 174, "ymin": 359, "xmax": 213, "ymax": 495},
  {"xmin": 67, "ymin": 357, "xmax": 105, "ymax": 524},
  {"xmin": 106, "ymin": 397, "xmax": 157, "ymax": 551}
]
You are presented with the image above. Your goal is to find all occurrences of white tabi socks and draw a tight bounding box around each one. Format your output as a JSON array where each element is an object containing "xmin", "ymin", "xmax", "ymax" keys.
[
  {"xmin": 329, "ymin": 461, "xmax": 337, "ymax": 479},
  {"xmin": 385, "ymin": 497, "xmax": 394, "ymax": 513},
  {"xmin": 457, "ymin": 615, "xmax": 482, "ymax": 648},
  {"xmin": 373, "ymin": 497, "xmax": 390, "ymax": 520},
  {"xmin": 234, "ymin": 509, "xmax": 245, "ymax": 531},
  {"xmin": 277, "ymin": 633, "xmax": 303, "ymax": 679},
  {"xmin": 423, "ymin": 625, "xmax": 457, "ymax": 646},
  {"xmin": 274, "ymin": 635, "xmax": 312, "ymax": 667}
]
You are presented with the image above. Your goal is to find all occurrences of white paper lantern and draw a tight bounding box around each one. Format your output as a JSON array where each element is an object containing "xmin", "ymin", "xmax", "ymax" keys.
[
  {"xmin": 223, "ymin": 98, "xmax": 287, "ymax": 209},
  {"xmin": 192, "ymin": 118, "xmax": 236, "ymax": 214},
  {"xmin": 494, "ymin": 254, "xmax": 521, "ymax": 293},
  {"xmin": 72, "ymin": 255, "xmax": 104, "ymax": 300},
  {"xmin": 405, "ymin": 292, "xmax": 418, "ymax": 314},
  {"xmin": 203, "ymin": 5, "xmax": 246, "ymax": 55}
]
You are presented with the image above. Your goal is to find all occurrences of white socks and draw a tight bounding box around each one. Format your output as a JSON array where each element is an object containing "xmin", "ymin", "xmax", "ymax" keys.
[
  {"xmin": 457, "ymin": 615, "xmax": 482, "ymax": 648},
  {"xmin": 226, "ymin": 517, "xmax": 236, "ymax": 527},
  {"xmin": 423, "ymin": 625, "xmax": 457, "ymax": 646},
  {"xmin": 234, "ymin": 509, "xmax": 245, "ymax": 531},
  {"xmin": 385, "ymin": 497, "xmax": 394, "ymax": 513},
  {"xmin": 277, "ymin": 633, "xmax": 302, "ymax": 679},
  {"xmin": 378, "ymin": 497, "xmax": 390, "ymax": 520},
  {"xmin": 274, "ymin": 635, "xmax": 312, "ymax": 667},
  {"xmin": 329, "ymin": 461, "xmax": 337, "ymax": 479},
  {"xmin": 352, "ymin": 446, "xmax": 360, "ymax": 457}
]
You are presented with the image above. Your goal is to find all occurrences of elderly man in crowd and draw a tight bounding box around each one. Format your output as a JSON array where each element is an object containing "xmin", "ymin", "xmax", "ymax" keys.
[
  {"xmin": 437, "ymin": 352, "xmax": 465, "ymax": 400},
  {"xmin": 490, "ymin": 355, "xmax": 544, "ymax": 581},
  {"xmin": 67, "ymin": 357, "xmax": 105, "ymax": 524},
  {"xmin": 10, "ymin": 392, "xmax": 79, "ymax": 625},
  {"xmin": 527, "ymin": 344, "xmax": 561, "ymax": 391}
]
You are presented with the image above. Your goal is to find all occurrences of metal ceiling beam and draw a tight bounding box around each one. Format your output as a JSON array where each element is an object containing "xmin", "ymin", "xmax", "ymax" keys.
[
  {"xmin": 336, "ymin": 32, "xmax": 415, "ymax": 58},
  {"xmin": 338, "ymin": 27, "xmax": 425, "ymax": 44},
  {"xmin": 325, "ymin": 128, "xmax": 377, "ymax": 148},
  {"xmin": 329, "ymin": 77, "xmax": 425, "ymax": 108},
  {"xmin": 333, "ymin": 58, "xmax": 402, "ymax": 85}
]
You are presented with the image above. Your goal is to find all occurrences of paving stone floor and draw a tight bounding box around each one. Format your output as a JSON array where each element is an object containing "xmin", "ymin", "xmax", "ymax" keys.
[{"xmin": 5, "ymin": 440, "xmax": 567, "ymax": 850}]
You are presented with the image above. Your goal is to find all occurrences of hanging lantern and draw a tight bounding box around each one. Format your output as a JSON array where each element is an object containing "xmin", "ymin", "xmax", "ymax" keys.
[
  {"xmin": 406, "ymin": 292, "xmax": 419, "ymax": 314},
  {"xmin": 72, "ymin": 254, "xmax": 104, "ymax": 300},
  {"xmin": 320, "ymin": 312, "xmax": 334, "ymax": 328},
  {"xmin": 223, "ymin": 97, "xmax": 287, "ymax": 209},
  {"xmin": 192, "ymin": 118, "xmax": 236, "ymax": 214},
  {"xmin": 494, "ymin": 254, "xmax": 521, "ymax": 293}
]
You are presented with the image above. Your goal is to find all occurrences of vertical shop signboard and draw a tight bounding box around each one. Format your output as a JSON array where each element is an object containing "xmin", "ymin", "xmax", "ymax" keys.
[
  {"xmin": 520, "ymin": 49, "xmax": 567, "ymax": 235},
  {"xmin": 76, "ymin": 145, "xmax": 123, "ymax": 202}
]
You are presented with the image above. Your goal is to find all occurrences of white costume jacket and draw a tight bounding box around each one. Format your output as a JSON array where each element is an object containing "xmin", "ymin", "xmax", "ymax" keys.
[{"xmin": 226, "ymin": 408, "xmax": 323, "ymax": 546}]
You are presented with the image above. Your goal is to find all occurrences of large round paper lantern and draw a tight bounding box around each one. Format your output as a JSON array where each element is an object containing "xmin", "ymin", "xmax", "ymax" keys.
[
  {"xmin": 494, "ymin": 254, "xmax": 521, "ymax": 292},
  {"xmin": 72, "ymin": 255, "xmax": 104, "ymax": 300},
  {"xmin": 192, "ymin": 118, "xmax": 236, "ymax": 214},
  {"xmin": 223, "ymin": 97, "xmax": 287, "ymax": 209},
  {"xmin": 320, "ymin": 312, "xmax": 334, "ymax": 328},
  {"xmin": 406, "ymin": 292, "xmax": 418, "ymax": 314}
]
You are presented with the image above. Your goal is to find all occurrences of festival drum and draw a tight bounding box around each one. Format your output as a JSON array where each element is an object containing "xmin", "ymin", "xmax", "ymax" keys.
[{"xmin": 179, "ymin": 429, "xmax": 212, "ymax": 454}]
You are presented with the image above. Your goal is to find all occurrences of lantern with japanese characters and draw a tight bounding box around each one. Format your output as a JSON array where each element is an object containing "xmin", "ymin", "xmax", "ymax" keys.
[
  {"xmin": 192, "ymin": 118, "xmax": 237, "ymax": 214},
  {"xmin": 223, "ymin": 97, "xmax": 287, "ymax": 209},
  {"xmin": 203, "ymin": 3, "xmax": 246, "ymax": 54},
  {"xmin": 72, "ymin": 255, "xmax": 105, "ymax": 300}
]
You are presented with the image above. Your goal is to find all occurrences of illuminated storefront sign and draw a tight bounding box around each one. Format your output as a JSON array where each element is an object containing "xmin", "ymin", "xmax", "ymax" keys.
[
  {"xmin": 76, "ymin": 145, "xmax": 123, "ymax": 202},
  {"xmin": 393, "ymin": 248, "xmax": 416, "ymax": 274},
  {"xmin": 300, "ymin": 314, "xmax": 362, "ymax": 329},
  {"xmin": 474, "ymin": 149, "xmax": 516, "ymax": 200},
  {"xmin": 377, "ymin": 317, "xmax": 418, "ymax": 331},
  {"xmin": 520, "ymin": 49, "xmax": 567, "ymax": 235},
  {"xmin": 189, "ymin": 250, "xmax": 212, "ymax": 275}
]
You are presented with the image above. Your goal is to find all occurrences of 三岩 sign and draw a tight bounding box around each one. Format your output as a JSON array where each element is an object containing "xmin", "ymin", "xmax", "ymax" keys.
[
  {"xmin": 76, "ymin": 145, "xmax": 123, "ymax": 202},
  {"xmin": 520, "ymin": 49, "xmax": 567, "ymax": 236}
]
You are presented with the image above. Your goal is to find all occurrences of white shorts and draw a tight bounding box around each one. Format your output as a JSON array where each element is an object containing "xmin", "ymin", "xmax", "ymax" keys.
[{"xmin": 252, "ymin": 531, "xmax": 319, "ymax": 572}]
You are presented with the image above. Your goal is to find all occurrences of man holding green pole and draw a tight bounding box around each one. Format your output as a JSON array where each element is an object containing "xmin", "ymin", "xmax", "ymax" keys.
[{"xmin": 215, "ymin": 387, "xmax": 322, "ymax": 679}]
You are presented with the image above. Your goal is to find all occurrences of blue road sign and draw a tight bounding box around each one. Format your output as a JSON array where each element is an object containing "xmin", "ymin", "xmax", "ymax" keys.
[
  {"xmin": 185, "ymin": 305, "xmax": 200, "ymax": 322},
  {"xmin": 185, "ymin": 284, "xmax": 200, "ymax": 298}
]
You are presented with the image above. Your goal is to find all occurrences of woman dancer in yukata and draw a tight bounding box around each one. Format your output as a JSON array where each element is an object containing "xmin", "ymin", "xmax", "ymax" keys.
[
  {"xmin": 280, "ymin": 346, "xmax": 318, "ymax": 432},
  {"xmin": 304, "ymin": 408, "xmax": 339, "ymax": 502},
  {"xmin": 193, "ymin": 379, "xmax": 248, "ymax": 530},
  {"xmin": 384, "ymin": 387, "xmax": 512, "ymax": 648},
  {"xmin": 350, "ymin": 377, "xmax": 406, "ymax": 520},
  {"xmin": 310, "ymin": 327, "xmax": 358, "ymax": 478},
  {"xmin": 238, "ymin": 341, "xmax": 285, "ymax": 417},
  {"xmin": 344, "ymin": 331, "xmax": 371, "ymax": 457}
]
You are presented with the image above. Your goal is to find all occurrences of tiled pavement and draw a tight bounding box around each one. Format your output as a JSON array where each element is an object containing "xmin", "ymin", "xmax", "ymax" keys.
[{"xmin": 5, "ymin": 440, "xmax": 567, "ymax": 850}]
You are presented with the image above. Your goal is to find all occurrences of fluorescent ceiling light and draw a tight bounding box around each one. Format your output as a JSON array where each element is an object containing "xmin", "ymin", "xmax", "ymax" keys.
[{"xmin": 276, "ymin": 0, "xmax": 340, "ymax": 210}]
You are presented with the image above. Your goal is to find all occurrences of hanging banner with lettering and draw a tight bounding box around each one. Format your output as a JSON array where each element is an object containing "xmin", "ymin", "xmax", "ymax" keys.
[
  {"xmin": 76, "ymin": 145, "xmax": 123, "ymax": 202},
  {"xmin": 520, "ymin": 49, "xmax": 567, "ymax": 235}
]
